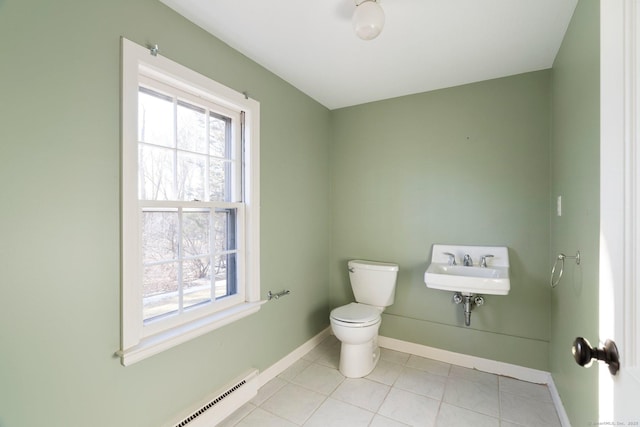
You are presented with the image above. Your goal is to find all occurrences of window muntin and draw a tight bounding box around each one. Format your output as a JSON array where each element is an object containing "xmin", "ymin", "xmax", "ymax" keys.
[
  {"xmin": 120, "ymin": 38, "xmax": 260, "ymax": 365},
  {"xmin": 136, "ymin": 80, "xmax": 243, "ymax": 331},
  {"xmin": 140, "ymin": 206, "xmax": 240, "ymax": 323},
  {"xmin": 137, "ymin": 83, "xmax": 240, "ymax": 203}
]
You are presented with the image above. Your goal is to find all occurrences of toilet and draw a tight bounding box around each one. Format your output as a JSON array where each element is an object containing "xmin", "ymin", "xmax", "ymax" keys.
[{"xmin": 330, "ymin": 259, "xmax": 399, "ymax": 378}]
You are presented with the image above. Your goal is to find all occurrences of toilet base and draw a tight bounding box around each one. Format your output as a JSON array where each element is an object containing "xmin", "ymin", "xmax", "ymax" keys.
[{"xmin": 338, "ymin": 337, "xmax": 380, "ymax": 378}]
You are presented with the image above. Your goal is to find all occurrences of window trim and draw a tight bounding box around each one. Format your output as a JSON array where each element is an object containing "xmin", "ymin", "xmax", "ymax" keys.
[{"xmin": 120, "ymin": 37, "xmax": 261, "ymax": 366}]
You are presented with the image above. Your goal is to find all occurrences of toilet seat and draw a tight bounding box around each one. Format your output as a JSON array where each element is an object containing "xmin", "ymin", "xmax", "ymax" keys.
[{"xmin": 330, "ymin": 303, "xmax": 380, "ymax": 327}]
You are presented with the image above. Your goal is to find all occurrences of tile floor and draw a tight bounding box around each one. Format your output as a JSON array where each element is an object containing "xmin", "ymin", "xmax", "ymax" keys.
[{"xmin": 219, "ymin": 335, "xmax": 562, "ymax": 427}]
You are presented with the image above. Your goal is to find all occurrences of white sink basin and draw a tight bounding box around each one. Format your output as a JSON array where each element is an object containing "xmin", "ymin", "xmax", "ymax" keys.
[{"xmin": 424, "ymin": 244, "xmax": 510, "ymax": 295}]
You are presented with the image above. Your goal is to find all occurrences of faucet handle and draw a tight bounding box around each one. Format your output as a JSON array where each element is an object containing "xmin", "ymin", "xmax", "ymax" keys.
[
  {"xmin": 480, "ymin": 254, "xmax": 494, "ymax": 267},
  {"xmin": 443, "ymin": 252, "xmax": 457, "ymax": 266}
]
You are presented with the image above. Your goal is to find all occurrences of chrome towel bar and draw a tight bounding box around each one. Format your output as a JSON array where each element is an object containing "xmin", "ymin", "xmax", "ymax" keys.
[{"xmin": 267, "ymin": 289, "xmax": 291, "ymax": 300}]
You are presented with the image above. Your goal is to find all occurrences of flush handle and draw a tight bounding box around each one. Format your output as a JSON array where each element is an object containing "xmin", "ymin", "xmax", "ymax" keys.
[{"xmin": 572, "ymin": 337, "xmax": 620, "ymax": 375}]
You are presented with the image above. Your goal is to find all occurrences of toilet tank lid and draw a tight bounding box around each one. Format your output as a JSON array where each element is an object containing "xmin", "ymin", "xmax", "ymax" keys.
[{"xmin": 349, "ymin": 260, "xmax": 399, "ymax": 272}]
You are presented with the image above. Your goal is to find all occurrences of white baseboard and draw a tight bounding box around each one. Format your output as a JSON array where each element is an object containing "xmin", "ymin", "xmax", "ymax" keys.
[
  {"xmin": 222, "ymin": 329, "xmax": 570, "ymax": 427},
  {"xmin": 167, "ymin": 328, "xmax": 331, "ymax": 427},
  {"xmin": 378, "ymin": 335, "xmax": 570, "ymax": 426},
  {"xmin": 378, "ymin": 335, "xmax": 549, "ymax": 383},
  {"xmin": 166, "ymin": 369, "xmax": 259, "ymax": 427},
  {"xmin": 545, "ymin": 374, "xmax": 572, "ymax": 427},
  {"xmin": 257, "ymin": 327, "xmax": 331, "ymax": 388}
]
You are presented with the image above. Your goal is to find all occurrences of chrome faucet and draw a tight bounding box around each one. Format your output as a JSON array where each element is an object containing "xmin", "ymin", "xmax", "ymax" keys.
[
  {"xmin": 463, "ymin": 254, "xmax": 473, "ymax": 266},
  {"xmin": 480, "ymin": 254, "xmax": 494, "ymax": 268},
  {"xmin": 443, "ymin": 252, "xmax": 457, "ymax": 266}
]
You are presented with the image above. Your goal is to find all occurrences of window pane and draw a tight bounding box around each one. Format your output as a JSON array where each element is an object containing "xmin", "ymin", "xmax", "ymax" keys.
[
  {"xmin": 214, "ymin": 253, "xmax": 237, "ymax": 299},
  {"xmin": 142, "ymin": 210, "xmax": 178, "ymax": 262},
  {"xmin": 143, "ymin": 262, "xmax": 179, "ymax": 320},
  {"xmin": 138, "ymin": 89, "xmax": 174, "ymax": 148},
  {"xmin": 209, "ymin": 158, "xmax": 228, "ymax": 201},
  {"xmin": 177, "ymin": 101, "xmax": 207, "ymax": 154},
  {"xmin": 183, "ymin": 210, "xmax": 210, "ymax": 258},
  {"xmin": 177, "ymin": 152, "xmax": 206, "ymax": 201},
  {"xmin": 214, "ymin": 208, "xmax": 236, "ymax": 252},
  {"xmin": 139, "ymin": 145, "xmax": 174, "ymax": 200},
  {"xmin": 183, "ymin": 257, "xmax": 212, "ymax": 309},
  {"xmin": 209, "ymin": 113, "xmax": 229, "ymax": 158}
]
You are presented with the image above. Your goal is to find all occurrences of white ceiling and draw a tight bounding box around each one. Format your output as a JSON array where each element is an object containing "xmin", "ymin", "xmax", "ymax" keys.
[{"xmin": 160, "ymin": 0, "xmax": 578, "ymax": 110}]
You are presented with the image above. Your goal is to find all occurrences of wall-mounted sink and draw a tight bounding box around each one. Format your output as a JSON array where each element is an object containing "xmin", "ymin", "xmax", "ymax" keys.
[{"xmin": 424, "ymin": 244, "xmax": 510, "ymax": 295}]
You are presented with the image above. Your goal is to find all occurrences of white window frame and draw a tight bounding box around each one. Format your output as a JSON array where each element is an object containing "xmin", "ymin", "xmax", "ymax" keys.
[{"xmin": 120, "ymin": 38, "xmax": 261, "ymax": 366}]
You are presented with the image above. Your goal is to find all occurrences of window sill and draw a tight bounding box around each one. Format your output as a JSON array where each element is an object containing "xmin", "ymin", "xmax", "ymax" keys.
[{"xmin": 118, "ymin": 301, "xmax": 265, "ymax": 366}]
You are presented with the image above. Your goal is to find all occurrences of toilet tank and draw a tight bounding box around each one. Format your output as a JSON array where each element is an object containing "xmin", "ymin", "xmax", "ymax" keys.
[{"xmin": 348, "ymin": 260, "xmax": 399, "ymax": 308}]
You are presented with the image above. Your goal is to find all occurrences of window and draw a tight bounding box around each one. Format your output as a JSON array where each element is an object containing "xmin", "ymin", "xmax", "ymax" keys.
[{"xmin": 120, "ymin": 38, "xmax": 260, "ymax": 366}]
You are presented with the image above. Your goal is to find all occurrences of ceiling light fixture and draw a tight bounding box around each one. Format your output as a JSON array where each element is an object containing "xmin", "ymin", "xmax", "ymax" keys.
[{"xmin": 353, "ymin": 0, "xmax": 385, "ymax": 41}]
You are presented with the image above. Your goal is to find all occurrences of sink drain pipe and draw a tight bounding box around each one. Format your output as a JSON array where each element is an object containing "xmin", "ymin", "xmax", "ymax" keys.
[{"xmin": 453, "ymin": 293, "xmax": 484, "ymax": 326}]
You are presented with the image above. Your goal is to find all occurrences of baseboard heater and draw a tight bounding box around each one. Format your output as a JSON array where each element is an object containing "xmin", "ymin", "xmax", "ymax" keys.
[{"xmin": 169, "ymin": 369, "xmax": 259, "ymax": 427}]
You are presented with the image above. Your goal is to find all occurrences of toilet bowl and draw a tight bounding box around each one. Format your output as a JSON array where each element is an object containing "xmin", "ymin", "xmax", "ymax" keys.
[
  {"xmin": 330, "ymin": 302, "xmax": 382, "ymax": 377},
  {"xmin": 330, "ymin": 260, "xmax": 399, "ymax": 378}
]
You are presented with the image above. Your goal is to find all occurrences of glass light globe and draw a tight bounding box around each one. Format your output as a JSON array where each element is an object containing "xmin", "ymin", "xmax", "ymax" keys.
[{"xmin": 353, "ymin": 0, "xmax": 385, "ymax": 40}]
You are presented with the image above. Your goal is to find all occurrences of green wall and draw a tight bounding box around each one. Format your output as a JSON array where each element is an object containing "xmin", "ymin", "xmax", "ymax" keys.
[
  {"xmin": 0, "ymin": 0, "xmax": 601, "ymax": 425},
  {"xmin": 550, "ymin": 0, "xmax": 600, "ymax": 425},
  {"xmin": 330, "ymin": 71, "xmax": 552, "ymax": 370},
  {"xmin": 0, "ymin": 1, "xmax": 330, "ymax": 426}
]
